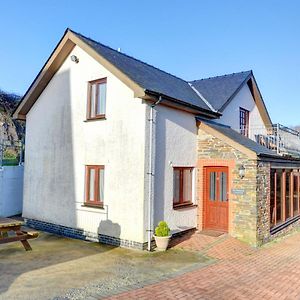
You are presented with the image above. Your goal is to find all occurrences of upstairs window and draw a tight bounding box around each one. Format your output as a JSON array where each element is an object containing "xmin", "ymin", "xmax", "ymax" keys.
[
  {"xmin": 85, "ymin": 165, "xmax": 105, "ymax": 207},
  {"xmin": 87, "ymin": 78, "xmax": 107, "ymax": 119},
  {"xmin": 173, "ymin": 167, "xmax": 193, "ymax": 208},
  {"xmin": 239, "ymin": 107, "xmax": 249, "ymax": 137}
]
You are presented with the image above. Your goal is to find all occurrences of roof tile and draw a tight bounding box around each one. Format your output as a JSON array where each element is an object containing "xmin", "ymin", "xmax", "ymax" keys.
[
  {"xmin": 72, "ymin": 30, "xmax": 213, "ymax": 112},
  {"xmin": 190, "ymin": 71, "xmax": 252, "ymax": 111}
]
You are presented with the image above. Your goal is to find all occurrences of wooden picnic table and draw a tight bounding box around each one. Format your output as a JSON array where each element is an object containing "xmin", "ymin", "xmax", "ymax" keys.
[{"xmin": 0, "ymin": 217, "xmax": 38, "ymax": 251}]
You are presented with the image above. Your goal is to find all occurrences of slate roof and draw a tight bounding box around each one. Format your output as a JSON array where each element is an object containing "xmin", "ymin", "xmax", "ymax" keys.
[
  {"xmin": 190, "ymin": 71, "xmax": 252, "ymax": 112},
  {"xmin": 198, "ymin": 118, "xmax": 280, "ymax": 158},
  {"xmin": 71, "ymin": 30, "xmax": 214, "ymax": 113}
]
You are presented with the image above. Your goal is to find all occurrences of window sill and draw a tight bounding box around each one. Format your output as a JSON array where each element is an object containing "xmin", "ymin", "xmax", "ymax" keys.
[
  {"xmin": 81, "ymin": 203, "xmax": 104, "ymax": 209},
  {"xmin": 173, "ymin": 203, "xmax": 197, "ymax": 210},
  {"xmin": 270, "ymin": 214, "xmax": 300, "ymax": 235},
  {"xmin": 84, "ymin": 116, "xmax": 106, "ymax": 122}
]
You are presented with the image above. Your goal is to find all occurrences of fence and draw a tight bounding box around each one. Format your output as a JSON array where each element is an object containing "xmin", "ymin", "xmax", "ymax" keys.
[
  {"xmin": 0, "ymin": 165, "xmax": 24, "ymax": 217},
  {"xmin": 240, "ymin": 124, "xmax": 300, "ymax": 157}
]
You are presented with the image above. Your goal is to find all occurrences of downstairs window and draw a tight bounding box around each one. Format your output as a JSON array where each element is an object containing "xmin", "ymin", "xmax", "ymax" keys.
[
  {"xmin": 173, "ymin": 167, "xmax": 193, "ymax": 208},
  {"xmin": 85, "ymin": 165, "xmax": 105, "ymax": 207},
  {"xmin": 270, "ymin": 168, "xmax": 300, "ymax": 229}
]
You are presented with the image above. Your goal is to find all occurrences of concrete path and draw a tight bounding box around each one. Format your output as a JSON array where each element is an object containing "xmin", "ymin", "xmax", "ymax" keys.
[{"xmin": 0, "ymin": 232, "xmax": 211, "ymax": 300}]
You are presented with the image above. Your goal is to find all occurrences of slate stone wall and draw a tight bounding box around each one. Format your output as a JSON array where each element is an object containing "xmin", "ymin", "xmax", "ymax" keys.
[
  {"xmin": 197, "ymin": 128, "xmax": 259, "ymax": 245},
  {"xmin": 25, "ymin": 218, "xmax": 148, "ymax": 250},
  {"xmin": 25, "ymin": 218, "xmax": 193, "ymax": 250},
  {"xmin": 256, "ymin": 161, "xmax": 271, "ymax": 245}
]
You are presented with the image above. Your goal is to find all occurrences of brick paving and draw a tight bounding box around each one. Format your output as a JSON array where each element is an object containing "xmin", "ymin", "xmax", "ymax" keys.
[{"xmin": 107, "ymin": 230, "xmax": 300, "ymax": 299}]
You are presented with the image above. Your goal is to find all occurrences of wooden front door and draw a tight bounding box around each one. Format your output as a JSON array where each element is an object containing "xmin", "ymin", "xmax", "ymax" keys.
[{"xmin": 204, "ymin": 167, "xmax": 229, "ymax": 232}]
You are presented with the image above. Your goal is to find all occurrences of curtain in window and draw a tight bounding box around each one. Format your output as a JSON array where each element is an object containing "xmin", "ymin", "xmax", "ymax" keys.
[
  {"xmin": 90, "ymin": 84, "xmax": 96, "ymax": 118},
  {"xmin": 96, "ymin": 83, "xmax": 106, "ymax": 115},
  {"xmin": 89, "ymin": 168, "xmax": 95, "ymax": 201},
  {"xmin": 99, "ymin": 168, "xmax": 105, "ymax": 201},
  {"xmin": 183, "ymin": 169, "xmax": 192, "ymax": 202},
  {"xmin": 173, "ymin": 169, "xmax": 180, "ymax": 204}
]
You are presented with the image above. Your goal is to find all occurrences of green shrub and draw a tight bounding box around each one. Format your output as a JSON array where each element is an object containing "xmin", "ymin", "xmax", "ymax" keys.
[
  {"xmin": 155, "ymin": 221, "xmax": 170, "ymax": 237},
  {"xmin": 4, "ymin": 148, "xmax": 17, "ymax": 159}
]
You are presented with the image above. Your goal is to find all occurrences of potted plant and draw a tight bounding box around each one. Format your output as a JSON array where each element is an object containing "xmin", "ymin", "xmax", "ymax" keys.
[{"xmin": 154, "ymin": 221, "xmax": 171, "ymax": 251}]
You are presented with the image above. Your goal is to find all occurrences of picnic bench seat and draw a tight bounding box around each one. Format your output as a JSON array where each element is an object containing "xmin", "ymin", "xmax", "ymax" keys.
[{"xmin": 0, "ymin": 218, "xmax": 39, "ymax": 251}]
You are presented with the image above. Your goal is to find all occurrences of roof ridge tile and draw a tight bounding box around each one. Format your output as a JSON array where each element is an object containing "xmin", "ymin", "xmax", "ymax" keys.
[{"xmin": 190, "ymin": 70, "xmax": 252, "ymax": 83}]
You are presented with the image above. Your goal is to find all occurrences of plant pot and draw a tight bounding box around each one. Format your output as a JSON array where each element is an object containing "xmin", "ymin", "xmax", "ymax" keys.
[{"xmin": 154, "ymin": 235, "xmax": 171, "ymax": 251}]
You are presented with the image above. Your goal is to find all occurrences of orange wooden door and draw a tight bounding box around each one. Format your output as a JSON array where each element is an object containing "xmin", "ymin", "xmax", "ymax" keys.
[{"xmin": 204, "ymin": 167, "xmax": 229, "ymax": 232}]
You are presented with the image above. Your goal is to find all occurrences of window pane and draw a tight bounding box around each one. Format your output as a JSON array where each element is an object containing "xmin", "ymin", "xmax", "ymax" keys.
[
  {"xmin": 99, "ymin": 168, "xmax": 104, "ymax": 202},
  {"xmin": 89, "ymin": 168, "xmax": 95, "ymax": 201},
  {"xmin": 209, "ymin": 172, "xmax": 216, "ymax": 201},
  {"xmin": 276, "ymin": 169, "xmax": 283, "ymax": 224},
  {"xmin": 96, "ymin": 83, "xmax": 106, "ymax": 115},
  {"xmin": 90, "ymin": 84, "xmax": 96, "ymax": 118},
  {"xmin": 219, "ymin": 172, "xmax": 227, "ymax": 202},
  {"xmin": 183, "ymin": 169, "xmax": 192, "ymax": 203},
  {"xmin": 286, "ymin": 171, "xmax": 291, "ymax": 219},
  {"xmin": 293, "ymin": 173, "xmax": 298, "ymax": 216},
  {"xmin": 240, "ymin": 108, "xmax": 249, "ymax": 136},
  {"xmin": 270, "ymin": 169, "xmax": 276, "ymax": 228},
  {"xmin": 173, "ymin": 169, "xmax": 180, "ymax": 204}
]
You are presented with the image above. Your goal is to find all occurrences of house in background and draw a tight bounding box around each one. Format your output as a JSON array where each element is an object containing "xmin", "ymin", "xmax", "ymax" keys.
[{"xmin": 13, "ymin": 29, "xmax": 300, "ymax": 249}]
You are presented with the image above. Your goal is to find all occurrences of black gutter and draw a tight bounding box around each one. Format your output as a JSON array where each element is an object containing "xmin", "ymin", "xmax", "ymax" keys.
[{"xmin": 259, "ymin": 154, "xmax": 300, "ymax": 163}]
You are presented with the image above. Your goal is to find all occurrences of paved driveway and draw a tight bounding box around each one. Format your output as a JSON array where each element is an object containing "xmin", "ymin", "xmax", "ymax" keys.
[
  {"xmin": 0, "ymin": 232, "xmax": 210, "ymax": 300},
  {"xmin": 108, "ymin": 230, "xmax": 300, "ymax": 299}
]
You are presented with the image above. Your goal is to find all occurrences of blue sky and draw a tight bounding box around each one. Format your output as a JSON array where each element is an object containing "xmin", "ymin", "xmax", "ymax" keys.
[{"xmin": 0, "ymin": 0, "xmax": 299, "ymax": 125}]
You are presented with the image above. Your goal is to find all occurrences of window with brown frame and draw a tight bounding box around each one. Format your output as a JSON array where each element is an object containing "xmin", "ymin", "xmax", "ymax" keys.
[
  {"xmin": 87, "ymin": 78, "xmax": 107, "ymax": 120},
  {"xmin": 173, "ymin": 167, "xmax": 193, "ymax": 208},
  {"xmin": 85, "ymin": 165, "xmax": 105, "ymax": 207},
  {"xmin": 239, "ymin": 107, "xmax": 249, "ymax": 137},
  {"xmin": 270, "ymin": 168, "xmax": 300, "ymax": 229}
]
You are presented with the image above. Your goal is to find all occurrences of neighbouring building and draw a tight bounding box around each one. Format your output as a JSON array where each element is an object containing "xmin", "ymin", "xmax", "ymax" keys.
[{"xmin": 13, "ymin": 29, "xmax": 300, "ymax": 249}]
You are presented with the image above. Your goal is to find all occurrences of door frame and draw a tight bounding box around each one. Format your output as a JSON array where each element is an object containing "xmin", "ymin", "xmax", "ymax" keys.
[{"xmin": 203, "ymin": 166, "xmax": 229, "ymax": 232}]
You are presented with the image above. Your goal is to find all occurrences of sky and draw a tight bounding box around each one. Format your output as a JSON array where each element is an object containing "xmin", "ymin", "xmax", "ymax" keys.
[{"xmin": 0, "ymin": 0, "xmax": 299, "ymax": 125}]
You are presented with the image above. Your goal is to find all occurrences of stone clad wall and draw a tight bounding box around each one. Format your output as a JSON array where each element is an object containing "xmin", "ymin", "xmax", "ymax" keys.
[
  {"xmin": 197, "ymin": 127, "xmax": 259, "ymax": 245},
  {"xmin": 256, "ymin": 161, "xmax": 271, "ymax": 245}
]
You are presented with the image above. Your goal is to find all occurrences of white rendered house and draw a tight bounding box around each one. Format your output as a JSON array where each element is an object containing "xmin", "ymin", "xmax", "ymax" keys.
[{"xmin": 14, "ymin": 29, "xmax": 300, "ymax": 249}]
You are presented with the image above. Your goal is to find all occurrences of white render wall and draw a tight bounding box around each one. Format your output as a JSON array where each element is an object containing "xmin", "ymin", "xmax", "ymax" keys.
[
  {"xmin": 23, "ymin": 45, "xmax": 147, "ymax": 243},
  {"xmin": 217, "ymin": 84, "xmax": 267, "ymax": 138},
  {"xmin": 0, "ymin": 166, "xmax": 24, "ymax": 217},
  {"xmin": 153, "ymin": 105, "xmax": 198, "ymax": 233}
]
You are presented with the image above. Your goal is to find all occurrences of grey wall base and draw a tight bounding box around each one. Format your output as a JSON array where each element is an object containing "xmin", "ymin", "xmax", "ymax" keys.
[{"xmin": 25, "ymin": 218, "xmax": 148, "ymax": 250}]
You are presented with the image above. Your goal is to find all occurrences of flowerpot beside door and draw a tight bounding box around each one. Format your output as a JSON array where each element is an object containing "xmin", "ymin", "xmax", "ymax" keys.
[{"xmin": 154, "ymin": 221, "xmax": 171, "ymax": 251}]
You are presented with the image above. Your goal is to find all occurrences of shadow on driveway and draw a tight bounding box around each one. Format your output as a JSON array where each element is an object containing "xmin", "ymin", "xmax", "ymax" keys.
[
  {"xmin": 0, "ymin": 232, "xmax": 211, "ymax": 300},
  {"xmin": 0, "ymin": 232, "xmax": 116, "ymax": 299}
]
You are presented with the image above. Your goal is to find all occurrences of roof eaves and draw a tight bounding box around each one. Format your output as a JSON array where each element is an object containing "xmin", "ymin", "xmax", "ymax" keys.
[
  {"xmin": 13, "ymin": 28, "xmax": 73, "ymax": 118},
  {"xmin": 257, "ymin": 153, "xmax": 282, "ymax": 159},
  {"xmin": 146, "ymin": 90, "xmax": 221, "ymax": 118},
  {"xmin": 249, "ymin": 75, "xmax": 272, "ymax": 125},
  {"xmin": 12, "ymin": 28, "xmax": 72, "ymax": 120}
]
